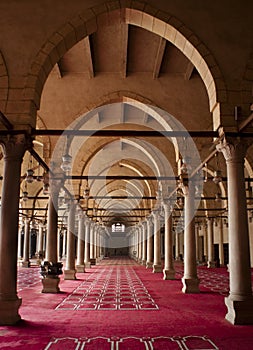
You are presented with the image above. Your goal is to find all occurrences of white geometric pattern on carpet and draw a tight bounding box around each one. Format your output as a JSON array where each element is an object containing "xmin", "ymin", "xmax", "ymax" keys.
[
  {"xmin": 44, "ymin": 335, "xmax": 219, "ymax": 349},
  {"xmin": 17, "ymin": 266, "xmax": 41, "ymax": 291},
  {"xmin": 56, "ymin": 266, "xmax": 159, "ymax": 310}
]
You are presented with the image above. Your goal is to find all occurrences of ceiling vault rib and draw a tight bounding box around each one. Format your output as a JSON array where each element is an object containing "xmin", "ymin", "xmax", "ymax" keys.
[{"xmin": 121, "ymin": 23, "xmax": 129, "ymax": 78}]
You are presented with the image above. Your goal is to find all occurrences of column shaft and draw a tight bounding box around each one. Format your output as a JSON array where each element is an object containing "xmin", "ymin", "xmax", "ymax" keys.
[
  {"xmin": 181, "ymin": 182, "xmax": 199, "ymax": 293},
  {"xmin": 76, "ymin": 215, "xmax": 85, "ymax": 272},
  {"xmin": 84, "ymin": 220, "xmax": 91, "ymax": 268},
  {"xmin": 22, "ymin": 219, "xmax": 31, "ymax": 267},
  {"xmin": 163, "ymin": 204, "xmax": 175, "ymax": 279},
  {"xmin": 218, "ymin": 140, "xmax": 253, "ymax": 324},
  {"xmin": 64, "ymin": 202, "xmax": 76, "ymax": 279},
  {"xmin": 0, "ymin": 135, "xmax": 28, "ymax": 324},
  {"xmin": 153, "ymin": 212, "xmax": 162, "ymax": 273},
  {"xmin": 146, "ymin": 218, "xmax": 153, "ymax": 268},
  {"xmin": 207, "ymin": 218, "xmax": 215, "ymax": 268}
]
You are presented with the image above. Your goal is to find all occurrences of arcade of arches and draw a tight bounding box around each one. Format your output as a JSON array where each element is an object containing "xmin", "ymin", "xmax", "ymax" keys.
[{"xmin": 0, "ymin": 0, "xmax": 253, "ymax": 334}]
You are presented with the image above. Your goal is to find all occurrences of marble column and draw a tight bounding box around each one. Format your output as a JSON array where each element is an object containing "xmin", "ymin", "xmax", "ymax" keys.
[
  {"xmin": 152, "ymin": 211, "xmax": 162, "ymax": 273},
  {"xmin": 175, "ymin": 231, "xmax": 181, "ymax": 261},
  {"xmin": 146, "ymin": 217, "xmax": 153, "ymax": 268},
  {"xmin": 38, "ymin": 223, "xmax": 45, "ymax": 259},
  {"xmin": 17, "ymin": 224, "xmax": 23, "ymax": 261},
  {"xmin": 217, "ymin": 139, "xmax": 253, "ymax": 324},
  {"xmin": 42, "ymin": 179, "xmax": 62, "ymax": 293},
  {"xmin": 203, "ymin": 223, "xmax": 208, "ymax": 262},
  {"xmin": 89, "ymin": 222, "xmax": 95, "ymax": 263},
  {"xmin": 64, "ymin": 201, "xmax": 77, "ymax": 280},
  {"xmin": 0, "ymin": 134, "xmax": 28, "ymax": 325},
  {"xmin": 134, "ymin": 230, "xmax": 139, "ymax": 261},
  {"xmin": 163, "ymin": 202, "xmax": 175, "ymax": 280},
  {"xmin": 195, "ymin": 224, "xmax": 201, "ymax": 263},
  {"xmin": 219, "ymin": 218, "xmax": 224, "ymax": 266},
  {"xmin": 22, "ymin": 218, "xmax": 31, "ymax": 268},
  {"xmin": 207, "ymin": 218, "xmax": 215, "ymax": 268},
  {"xmin": 142, "ymin": 221, "xmax": 147, "ymax": 265},
  {"xmin": 62, "ymin": 229, "xmax": 67, "ymax": 258},
  {"xmin": 57, "ymin": 227, "xmax": 61, "ymax": 260},
  {"xmin": 138, "ymin": 225, "xmax": 142, "ymax": 263},
  {"xmin": 84, "ymin": 219, "xmax": 91, "ymax": 268},
  {"xmin": 181, "ymin": 181, "xmax": 200, "ymax": 293},
  {"xmin": 76, "ymin": 214, "xmax": 85, "ymax": 272}
]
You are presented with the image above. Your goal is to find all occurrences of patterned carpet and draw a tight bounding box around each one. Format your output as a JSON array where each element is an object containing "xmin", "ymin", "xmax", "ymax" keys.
[
  {"xmin": 44, "ymin": 335, "xmax": 219, "ymax": 349},
  {"xmin": 55, "ymin": 266, "xmax": 159, "ymax": 311},
  {"xmin": 0, "ymin": 257, "xmax": 251, "ymax": 349},
  {"xmin": 17, "ymin": 266, "xmax": 41, "ymax": 292}
]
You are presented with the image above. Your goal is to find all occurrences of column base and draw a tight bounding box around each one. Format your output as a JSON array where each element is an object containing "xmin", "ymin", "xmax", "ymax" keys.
[
  {"xmin": 181, "ymin": 277, "xmax": 200, "ymax": 293},
  {"xmin": 76, "ymin": 265, "xmax": 85, "ymax": 273},
  {"xmin": 163, "ymin": 268, "xmax": 175, "ymax": 280},
  {"xmin": 85, "ymin": 262, "xmax": 91, "ymax": 268},
  {"xmin": 207, "ymin": 261, "xmax": 216, "ymax": 268},
  {"xmin": 90, "ymin": 258, "xmax": 96, "ymax": 265},
  {"xmin": 152, "ymin": 264, "xmax": 162, "ymax": 273},
  {"xmin": 64, "ymin": 269, "xmax": 76, "ymax": 280},
  {"xmin": 0, "ymin": 298, "xmax": 22, "ymax": 325},
  {"xmin": 142, "ymin": 260, "xmax": 147, "ymax": 266},
  {"xmin": 22, "ymin": 260, "xmax": 30, "ymax": 268},
  {"xmin": 225, "ymin": 296, "xmax": 253, "ymax": 325},
  {"xmin": 146, "ymin": 261, "xmax": 153, "ymax": 269},
  {"xmin": 41, "ymin": 276, "xmax": 60, "ymax": 293}
]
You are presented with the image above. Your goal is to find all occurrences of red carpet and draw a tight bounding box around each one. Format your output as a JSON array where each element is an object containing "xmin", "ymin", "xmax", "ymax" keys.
[{"xmin": 0, "ymin": 258, "xmax": 253, "ymax": 349}]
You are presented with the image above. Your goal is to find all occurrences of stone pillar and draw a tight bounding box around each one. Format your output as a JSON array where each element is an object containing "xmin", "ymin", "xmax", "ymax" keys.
[
  {"xmin": 98, "ymin": 228, "xmax": 103, "ymax": 259},
  {"xmin": 17, "ymin": 224, "xmax": 23, "ymax": 261},
  {"xmin": 163, "ymin": 203, "xmax": 175, "ymax": 280},
  {"xmin": 219, "ymin": 218, "xmax": 224, "ymax": 266},
  {"xmin": 64, "ymin": 201, "xmax": 76, "ymax": 280},
  {"xmin": 42, "ymin": 179, "xmax": 62, "ymax": 293},
  {"xmin": 22, "ymin": 218, "xmax": 31, "ymax": 267},
  {"xmin": 195, "ymin": 224, "xmax": 201, "ymax": 263},
  {"xmin": 134, "ymin": 227, "xmax": 138, "ymax": 260},
  {"xmin": 142, "ymin": 221, "xmax": 147, "ymax": 265},
  {"xmin": 138, "ymin": 225, "xmax": 142, "ymax": 263},
  {"xmin": 146, "ymin": 217, "xmax": 153, "ymax": 268},
  {"xmin": 90, "ymin": 222, "xmax": 94, "ymax": 259},
  {"xmin": 181, "ymin": 181, "xmax": 200, "ymax": 293},
  {"xmin": 217, "ymin": 139, "xmax": 253, "ymax": 324},
  {"xmin": 0, "ymin": 135, "xmax": 28, "ymax": 325},
  {"xmin": 38, "ymin": 224, "xmax": 45, "ymax": 259},
  {"xmin": 207, "ymin": 218, "xmax": 215, "ymax": 268},
  {"xmin": 62, "ymin": 229, "xmax": 67, "ymax": 258},
  {"xmin": 84, "ymin": 219, "xmax": 91, "ymax": 268},
  {"xmin": 57, "ymin": 227, "xmax": 61, "ymax": 260},
  {"xmin": 152, "ymin": 211, "xmax": 162, "ymax": 273},
  {"xmin": 203, "ymin": 223, "xmax": 208, "ymax": 262},
  {"xmin": 76, "ymin": 214, "xmax": 85, "ymax": 272},
  {"xmin": 175, "ymin": 232, "xmax": 181, "ymax": 261}
]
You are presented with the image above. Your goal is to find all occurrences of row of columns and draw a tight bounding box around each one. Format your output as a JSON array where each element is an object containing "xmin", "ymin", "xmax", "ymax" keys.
[
  {"xmin": 130, "ymin": 138, "xmax": 253, "ymax": 325},
  {"xmin": 0, "ymin": 135, "xmax": 252, "ymax": 326}
]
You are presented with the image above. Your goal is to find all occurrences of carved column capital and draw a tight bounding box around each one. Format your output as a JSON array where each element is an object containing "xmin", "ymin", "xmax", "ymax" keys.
[
  {"xmin": 0, "ymin": 134, "xmax": 32, "ymax": 160},
  {"xmin": 216, "ymin": 137, "xmax": 250, "ymax": 163}
]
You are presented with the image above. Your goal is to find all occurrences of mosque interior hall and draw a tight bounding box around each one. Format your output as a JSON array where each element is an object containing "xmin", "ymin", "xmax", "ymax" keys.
[{"xmin": 0, "ymin": 1, "xmax": 253, "ymax": 349}]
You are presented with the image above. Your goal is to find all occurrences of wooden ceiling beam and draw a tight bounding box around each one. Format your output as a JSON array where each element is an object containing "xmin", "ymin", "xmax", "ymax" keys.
[{"xmin": 153, "ymin": 37, "xmax": 166, "ymax": 79}]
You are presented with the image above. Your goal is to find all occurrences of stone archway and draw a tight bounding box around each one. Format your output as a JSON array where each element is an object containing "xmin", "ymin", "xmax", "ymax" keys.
[{"xmin": 24, "ymin": 1, "xmax": 225, "ymax": 130}]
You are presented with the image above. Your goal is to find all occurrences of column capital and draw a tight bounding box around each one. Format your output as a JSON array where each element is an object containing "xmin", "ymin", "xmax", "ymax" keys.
[
  {"xmin": 0, "ymin": 134, "xmax": 32, "ymax": 160},
  {"xmin": 216, "ymin": 137, "xmax": 250, "ymax": 163}
]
